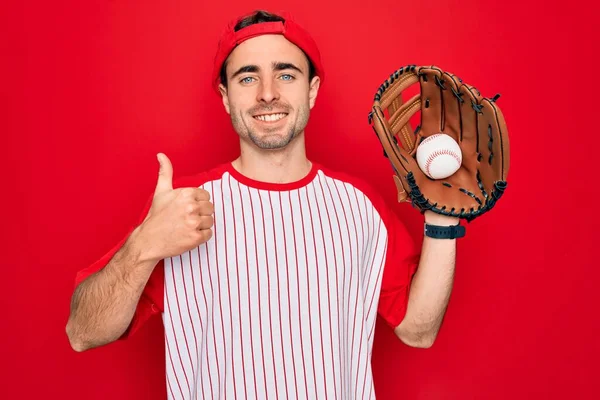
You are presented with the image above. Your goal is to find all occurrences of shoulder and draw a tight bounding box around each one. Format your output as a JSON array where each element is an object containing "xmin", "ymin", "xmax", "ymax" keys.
[
  {"xmin": 171, "ymin": 162, "xmax": 230, "ymax": 189},
  {"xmin": 314, "ymin": 162, "xmax": 390, "ymax": 215}
]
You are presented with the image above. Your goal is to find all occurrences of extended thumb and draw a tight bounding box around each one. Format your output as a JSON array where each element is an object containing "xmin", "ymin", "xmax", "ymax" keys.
[{"xmin": 155, "ymin": 153, "xmax": 173, "ymax": 193}]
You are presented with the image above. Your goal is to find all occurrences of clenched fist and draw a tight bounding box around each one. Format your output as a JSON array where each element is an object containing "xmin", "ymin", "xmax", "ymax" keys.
[{"xmin": 137, "ymin": 153, "xmax": 214, "ymax": 263}]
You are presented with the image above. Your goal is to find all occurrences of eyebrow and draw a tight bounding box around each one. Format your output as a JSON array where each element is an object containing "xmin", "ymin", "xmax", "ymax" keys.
[{"xmin": 230, "ymin": 62, "xmax": 304, "ymax": 80}]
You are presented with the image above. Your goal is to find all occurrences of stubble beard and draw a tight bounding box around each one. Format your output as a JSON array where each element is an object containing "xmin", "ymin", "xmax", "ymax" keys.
[{"xmin": 230, "ymin": 102, "xmax": 310, "ymax": 150}]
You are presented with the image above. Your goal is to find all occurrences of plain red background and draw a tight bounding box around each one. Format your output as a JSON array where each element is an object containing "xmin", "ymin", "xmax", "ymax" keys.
[{"xmin": 3, "ymin": 0, "xmax": 598, "ymax": 398}]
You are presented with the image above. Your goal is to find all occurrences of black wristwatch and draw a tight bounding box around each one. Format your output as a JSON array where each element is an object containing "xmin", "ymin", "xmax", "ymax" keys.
[{"xmin": 424, "ymin": 223, "xmax": 466, "ymax": 239}]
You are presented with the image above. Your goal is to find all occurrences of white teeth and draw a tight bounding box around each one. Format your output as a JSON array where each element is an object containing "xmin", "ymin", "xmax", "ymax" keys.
[{"xmin": 255, "ymin": 113, "xmax": 286, "ymax": 122}]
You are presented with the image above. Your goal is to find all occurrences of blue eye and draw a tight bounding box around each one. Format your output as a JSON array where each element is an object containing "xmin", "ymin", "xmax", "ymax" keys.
[
  {"xmin": 281, "ymin": 74, "xmax": 294, "ymax": 81},
  {"xmin": 241, "ymin": 77, "xmax": 255, "ymax": 84}
]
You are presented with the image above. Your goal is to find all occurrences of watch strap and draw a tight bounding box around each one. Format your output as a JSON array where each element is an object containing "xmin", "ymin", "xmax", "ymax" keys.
[{"xmin": 424, "ymin": 223, "xmax": 466, "ymax": 239}]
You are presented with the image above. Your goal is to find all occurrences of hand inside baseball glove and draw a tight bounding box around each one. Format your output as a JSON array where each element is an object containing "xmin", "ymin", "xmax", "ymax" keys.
[{"xmin": 368, "ymin": 65, "xmax": 510, "ymax": 222}]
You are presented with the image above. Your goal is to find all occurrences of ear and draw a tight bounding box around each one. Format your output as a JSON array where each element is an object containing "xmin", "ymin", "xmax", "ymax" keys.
[
  {"xmin": 308, "ymin": 76, "xmax": 320, "ymax": 109},
  {"xmin": 218, "ymin": 83, "xmax": 230, "ymax": 114}
]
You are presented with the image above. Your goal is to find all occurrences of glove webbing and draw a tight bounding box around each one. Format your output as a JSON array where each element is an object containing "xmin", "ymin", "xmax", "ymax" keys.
[{"xmin": 379, "ymin": 70, "xmax": 421, "ymax": 154}]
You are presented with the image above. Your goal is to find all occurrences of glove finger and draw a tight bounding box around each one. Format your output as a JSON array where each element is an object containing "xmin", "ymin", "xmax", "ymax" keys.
[
  {"xmin": 456, "ymin": 82, "xmax": 481, "ymax": 171},
  {"xmin": 417, "ymin": 66, "xmax": 445, "ymax": 137},
  {"xmin": 439, "ymin": 71, "xmax": 463, "ymax": 143},
  {"xmin": 476, "ymin": 95, "xmax": 510, "ymax": 200},
  {"xmin": 458, "ymin": 83, "xmax": 481, "ymax": 152}
]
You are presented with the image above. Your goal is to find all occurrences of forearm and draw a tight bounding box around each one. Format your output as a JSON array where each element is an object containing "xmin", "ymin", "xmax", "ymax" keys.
[
  {"xmin": 395, "ymin": 212, "xmax": 457, "ymax": 347},
  {"xmin": 66, "ymin": 227, "xmax": 158, "ymax": 351}
]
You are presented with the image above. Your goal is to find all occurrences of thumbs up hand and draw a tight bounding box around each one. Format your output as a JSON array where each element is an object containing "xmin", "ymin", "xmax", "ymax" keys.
[
  {"xmin": 154, "ymin": 152, "xmax": 175, "ymax": 194},
  {"xmin": 137, "ymin": 153, "xmax": 214, "ymax": 263}
]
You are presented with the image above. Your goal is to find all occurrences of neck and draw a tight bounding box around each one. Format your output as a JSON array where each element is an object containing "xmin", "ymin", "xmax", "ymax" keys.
[{"xmin": 232, "ymin": 132, "xmax": 312, "ymax": 184}]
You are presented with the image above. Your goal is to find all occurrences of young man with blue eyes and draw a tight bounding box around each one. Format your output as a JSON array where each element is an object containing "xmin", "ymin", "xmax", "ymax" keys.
[{"xmin": 67, "ymin": 9, "xmax": 457, "ymax": 399}]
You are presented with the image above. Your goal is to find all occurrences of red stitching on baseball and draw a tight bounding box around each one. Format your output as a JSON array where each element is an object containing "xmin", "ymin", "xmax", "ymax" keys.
[
  {"xmin": 424, "ymin": 149, "xmax": 461, "ymax": 177},
  {"xmin": 420, "ymin": 135, "xmax": 440, "ymax": 146}
]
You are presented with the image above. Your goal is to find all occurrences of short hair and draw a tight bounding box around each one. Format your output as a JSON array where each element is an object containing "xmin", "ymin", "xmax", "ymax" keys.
[{"xmin": 219, "ymin": 10, "xmax": 317, "ymax": 88}]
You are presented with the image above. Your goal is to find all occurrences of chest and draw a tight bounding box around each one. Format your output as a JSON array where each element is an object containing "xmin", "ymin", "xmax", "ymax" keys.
[{"xmin": 163, "ymin": 178, "xmax": 384, "ymax": 322}]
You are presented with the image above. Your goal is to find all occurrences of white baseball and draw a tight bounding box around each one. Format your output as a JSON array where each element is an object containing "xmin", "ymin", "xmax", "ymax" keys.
[{"xmin": 416, "ymin": 134, "xmax": 462, "ymax": 179}]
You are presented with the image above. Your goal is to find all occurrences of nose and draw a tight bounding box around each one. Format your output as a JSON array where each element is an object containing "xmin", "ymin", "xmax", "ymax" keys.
[{"xmin": 256, "ymin": 78, "xmax": 280, "ymax": 103}]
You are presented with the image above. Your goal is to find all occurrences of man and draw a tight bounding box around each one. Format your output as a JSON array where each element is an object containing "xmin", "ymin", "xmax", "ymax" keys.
[{"xmin": 66, "ymin": 9, "xmax": 458, "ymax": 399}]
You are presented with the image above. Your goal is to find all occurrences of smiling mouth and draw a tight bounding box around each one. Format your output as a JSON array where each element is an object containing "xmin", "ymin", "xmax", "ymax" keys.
[{"xmin": 253, "ymin": 112, "xmax": 288, "ymax": 122}]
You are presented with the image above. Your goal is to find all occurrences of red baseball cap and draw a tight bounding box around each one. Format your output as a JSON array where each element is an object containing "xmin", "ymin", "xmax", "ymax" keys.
[{"xmin": 211, "ymin": 11, "xmax": 325, "ymax": 93}]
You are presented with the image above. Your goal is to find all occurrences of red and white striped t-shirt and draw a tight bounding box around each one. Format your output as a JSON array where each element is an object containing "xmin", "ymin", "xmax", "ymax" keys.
[{"xmin": 76, "ymin": 161, "xmax": 420, "ymax": 400}]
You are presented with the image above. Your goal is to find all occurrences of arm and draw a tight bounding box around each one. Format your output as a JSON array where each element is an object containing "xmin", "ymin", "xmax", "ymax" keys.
[
  {"xmin": 66, "ymin": 227, "xmax": 158, "ymax": 352},
  {"xmin": 65, "ymin": 153, "xmax": 214, "ymax": 352},
  {"xmin": 394, "ymin": 211, "xmax": 458, "ymax": 348}
]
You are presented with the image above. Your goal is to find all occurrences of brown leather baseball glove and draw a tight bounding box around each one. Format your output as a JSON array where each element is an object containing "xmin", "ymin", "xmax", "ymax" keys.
[{"xmin": 368, "ymin": 65, "xmax": 510, "ymax": 222}]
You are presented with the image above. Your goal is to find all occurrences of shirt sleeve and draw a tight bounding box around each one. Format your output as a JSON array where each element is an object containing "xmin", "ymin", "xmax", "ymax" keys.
[
  {"xmin": 72, "ymin": 194, "xmax": 164, "ymax": 340},
  {"xmin": 376, "ymin": 204, "xmax": 421, "ymax": 330}
]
